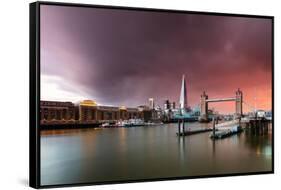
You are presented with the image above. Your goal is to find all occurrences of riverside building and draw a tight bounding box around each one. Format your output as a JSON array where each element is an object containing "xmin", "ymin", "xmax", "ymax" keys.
[{"xmin": 40, "ymin": 100, "xmax": 155, "ymax": 124}]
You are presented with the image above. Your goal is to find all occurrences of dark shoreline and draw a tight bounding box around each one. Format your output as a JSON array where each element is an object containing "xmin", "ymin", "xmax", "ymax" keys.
[{"xmin": 40, "ymin": 123, "xmax": 101, "ymax": 130}]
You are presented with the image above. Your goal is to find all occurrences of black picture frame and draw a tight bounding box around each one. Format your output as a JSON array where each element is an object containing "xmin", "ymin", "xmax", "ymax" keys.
[{"xmin": 29, "ymin": 1, "xmax": 274, "ymax": 189}]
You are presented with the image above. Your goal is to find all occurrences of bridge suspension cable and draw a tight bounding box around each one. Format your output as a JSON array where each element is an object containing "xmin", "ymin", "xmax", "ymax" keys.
[{"xmin": 242, "ymin": 101, "xmax": 256, "ymax": 112}]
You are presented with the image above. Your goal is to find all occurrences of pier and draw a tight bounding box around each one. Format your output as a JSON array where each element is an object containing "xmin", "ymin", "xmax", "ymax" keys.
[
  {"xmin": 176, "ymin": 119, "xmax": 213, "ymax": 136},
  {"xmin": 210, "ymin": 129, "xmax": 242, "ymax": 139},
  {"xmin": 244, "ymin": 118, "xmax": 270, "ymax": 135},
  {"xmin": 175, "ymin": 111, "xmax": 271, "ymax": 140},
  {"xmin": 210, "ymin": 116, "xmax": 270, "ymax": 140},
  {"xmin": 177, "ymin": 128, "xmax": 213, "ymax": 136},
  {"xmin": 210, "ymin": 117, "xmax": 242, "ymax": 140}
]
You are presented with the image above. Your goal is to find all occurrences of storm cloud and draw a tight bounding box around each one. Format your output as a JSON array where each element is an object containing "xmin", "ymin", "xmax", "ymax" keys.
[{"xmin": 40, "ymin": 5, "xmax": 272, "ymax": 113}]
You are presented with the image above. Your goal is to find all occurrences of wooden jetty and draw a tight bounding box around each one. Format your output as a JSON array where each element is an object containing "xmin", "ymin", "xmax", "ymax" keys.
[
  {"xmin": 210, "ymin": 116, "xmax": 270, "ymax": 139},
  {"xmin": 176, "ymin": 119, "xmax": 213, "ymax": 136},
  {"xmin": 244, "ymin": 118, "xmax": 270, "ymax": 135},
  {"xmin": 177, "ymin": 128, "xmax": 213, "ymax": 136},
  {"xmin": 176, "ymin": 115, "xmax": 270, "ymax": 138},
  {"xmin": 210, "ymin": 128, "xmax": 242, "ymax": 139}
]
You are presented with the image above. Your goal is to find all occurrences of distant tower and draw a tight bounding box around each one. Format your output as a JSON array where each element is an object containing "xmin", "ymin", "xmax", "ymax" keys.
[
  {"xmin": 164, "ymin": 100, "xmax": 171, "ymax": 110},
  {"xmin": 179, "ymin": 75, "xmax": 188, "ymax": 110},
  {"xmin": 148, "ymin": 98, "xmax": 155, "ymax": 109},
  {"xmin": 172, "ymin": 102, "xmax": 176, "ymax": 109}
]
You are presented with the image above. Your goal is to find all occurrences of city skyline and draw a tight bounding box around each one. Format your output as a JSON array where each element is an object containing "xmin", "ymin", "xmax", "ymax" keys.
[{"xmin": 40, "ymin": 5, "xmax": 272, "ymax": 114}]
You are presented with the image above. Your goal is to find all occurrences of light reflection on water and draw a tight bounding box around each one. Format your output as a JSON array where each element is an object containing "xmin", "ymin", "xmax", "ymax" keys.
[{"xmin": 40, "ymin": 122, "xmax": 272, "ymax": 186}]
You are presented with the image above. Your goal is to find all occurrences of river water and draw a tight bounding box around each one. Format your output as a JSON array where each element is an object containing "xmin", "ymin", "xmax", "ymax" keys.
[{"xmin": 40, "ymin": 122, "xmax": 272, "ymax": 186}]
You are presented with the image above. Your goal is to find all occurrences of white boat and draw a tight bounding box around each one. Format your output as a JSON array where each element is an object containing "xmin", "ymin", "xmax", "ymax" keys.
[
  {"xmin": 215, "ymin": 119, "xmax": 242, "ymax": 132},
  {"xmin": 145, "ymin": 121, "xmax": 164, "ymax": 126},
  {"xmin": 101, "ymin": 122, "xmax": 120, "ymax": 128},
  {"xmin": 122, "ymin": 119, "xmax": 145, "ymax": 127}
]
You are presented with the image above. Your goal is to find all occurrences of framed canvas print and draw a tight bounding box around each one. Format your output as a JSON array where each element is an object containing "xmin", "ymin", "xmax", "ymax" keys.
[{"xmin": 29, "ymin": 1, "xmax": 274, "ymax": 188}]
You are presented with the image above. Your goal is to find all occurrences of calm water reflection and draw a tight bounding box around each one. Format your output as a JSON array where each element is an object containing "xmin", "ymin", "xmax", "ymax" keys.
[{"xmin": 40, "ymin": 122, "xmax": 272, "ymax": 186}]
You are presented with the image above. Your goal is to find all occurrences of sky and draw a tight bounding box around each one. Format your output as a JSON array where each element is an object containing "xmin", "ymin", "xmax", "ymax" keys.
[{"xmin": 40, "ymin": 5, "xmax": 272, "ymax": 114}]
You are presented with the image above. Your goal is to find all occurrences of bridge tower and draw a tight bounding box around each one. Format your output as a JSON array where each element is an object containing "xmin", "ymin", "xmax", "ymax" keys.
[
  {"xmin": 235, "ymin": 88, "xmax": 243, "ymax": 117},
  {"xmin": 200, "ymin": 91, "xmax": 208, "ymax": 122}
]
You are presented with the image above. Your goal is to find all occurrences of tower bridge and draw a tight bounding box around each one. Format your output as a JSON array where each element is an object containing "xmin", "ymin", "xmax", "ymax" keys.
[{"xmin": 199, "ymin": 89, "xmax": 243, "ymax": 122}]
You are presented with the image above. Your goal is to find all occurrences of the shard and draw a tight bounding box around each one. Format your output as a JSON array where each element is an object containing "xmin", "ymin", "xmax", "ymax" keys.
[{"xmin": 179, "ymin": 74, "xmax": 188, "ymax": 110}]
